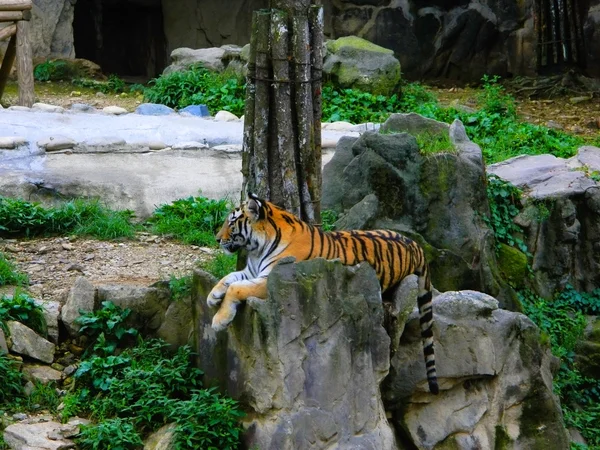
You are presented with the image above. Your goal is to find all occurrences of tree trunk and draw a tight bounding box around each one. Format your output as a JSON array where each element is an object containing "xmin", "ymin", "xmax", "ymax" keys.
[{"xmin": 242, "ymin": 0, "xmax": 323, "ymax": 224}]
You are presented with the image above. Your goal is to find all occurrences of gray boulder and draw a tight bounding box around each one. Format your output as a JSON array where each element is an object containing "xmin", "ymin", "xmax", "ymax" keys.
[
  {"xmin": 322, "ymin": 118, "xmax": 516, "ymax": 308},
  {"xmin": 488, "ymin": 147, "xmax": 600, "ymax": 296},
  {"xmin": 22, "ymin": 364, "xmax": 62, "ymax": 385},
  {"xmin": 4, "ymin": 418, "xmax": 88, "ymax": 450},
  {"xmin": 163, "ymin": 45, "xmax": 245, "ymax": 75},
  {"xmin": 34, "ymin": 299, "xmax": 60, "ymax": 343},
  {"xmin": 323, "ymin": 36, "xmax": 401, "ymax": 95},
  {"xmin": 144, "ymin": 423, "xmax": 177, "ymax": 450},
  {"xmin": 193, "ymin": 259, "xmax": 397, "ymax": 450},
  {"xmin": 60, "ymin": 276, "xmax": 97, "ymax": 337},
  {"xmin": 7, "ymin": 321, "xmax": 55, "ymax": 364},
  {"xmin": 0, "ymin": 328, "xmax": 8, "ymax": 354},
  {"xmin": 193, "ymin": 259, "xmax": 569, "ymax": 449},
  {"xmin": 386, "ymin": 290, "xmax": 570, "ymax": 449},
  {"xmin": 30, "ymin": 0, "xmax": 75, "ymax": 60}
]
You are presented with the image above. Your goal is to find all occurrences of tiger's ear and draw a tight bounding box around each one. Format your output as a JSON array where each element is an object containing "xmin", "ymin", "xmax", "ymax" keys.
[{"xmin": 247, "ymin": 193, "xmax": 263, "ymax": 220}]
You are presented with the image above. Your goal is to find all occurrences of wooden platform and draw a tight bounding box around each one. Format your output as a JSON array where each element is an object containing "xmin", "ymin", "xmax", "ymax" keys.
[{"xmin": 0, "ymin": 0, "xmax": 33, "ymax": 107}]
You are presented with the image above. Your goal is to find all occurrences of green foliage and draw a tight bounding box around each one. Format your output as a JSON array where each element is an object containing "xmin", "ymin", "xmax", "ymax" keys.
[
  {"xmin": 519, "ymin": 288, "xmax": 600, "ymax": 447},
  {"xmin": 34, "ymin": 60, "xmax": 78, "ymax": 82},
  {"xmin": 198, "ymin": 252, "xmax": 237, "ymax": 279},
  {"xmin": 321, "ymin": 85, "xmax": 402, "ymax": 123},
  {"xmin": 144, "ymin": 66, "xmax": 245, "ymax": 116},
  {"xmin": 0, "ymin": 291, "xmax": 46, "ymax": 336},
  {"xmin": 0, "ymin": 197, "xmax": 136, "ymax": 240},
  {"xmin": 147, "ymin": 195, "xmax": 232, "ymax": 246},
  {"xmin": 69, "ymin": 339, "xmax": 243, "ymax": 449},
  {"xmin": 320, "ymin": 209, "xmax": 339, "ymax": 232},
  {"xmin": 169, "ymin": 274, "xmax": 193, "ymax": 301},
  {"xmin": 77, "ymin": 418, "xmax": 143, "ymax": 450},
  {"xmin": 75, "ymin": 301, "xmax": 138, "ymax": 356},
  {"xmin": 415, "ymin": 132, "xmax": 455, "ymax": 155},
  {"xmin": 0, "ymin": 252, "xmax": 28, "ymax": 287},
  {"xmin": 483, "ymin": 175, "xmax": 529, "ymax": 254},
  {"xmin": 14, "ymin": 381, "xmax": 61, "ymax": 413},
  {"xmin": 0, "ymin": 354, "xmax": 24, "ymax": 403},
  {"xmin": 72, "ymin": 75, "xmax": 127, "ymax": 94}
]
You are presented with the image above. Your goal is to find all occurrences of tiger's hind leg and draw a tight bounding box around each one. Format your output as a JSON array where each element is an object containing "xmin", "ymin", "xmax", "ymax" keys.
[
  {"xmin": 416, "ymin": 271, "xmax": 439, "ymax": 394},
  {"xmin": 211, "ymin": 278, "xmax": 268, "ymax": 331}
]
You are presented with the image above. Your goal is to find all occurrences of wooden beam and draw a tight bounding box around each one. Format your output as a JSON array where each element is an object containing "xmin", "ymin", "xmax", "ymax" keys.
[
  {"xmin": 0, "ymin": 10, "xmax": 29, "ymax": 21},
  {"xmin": 0, "ymin": 0, "xmax": 32, "ymax": 11},
  {"xmin": 0, "ymin": 33, "xmax": 16, "ymax": 101},
  {"xmin": 0, "ymin": 22, "xmax": 16, "ymax": 40},
  {"xmin": 16, "ymin": 19, "xmax": 33, "ymax": 107}
]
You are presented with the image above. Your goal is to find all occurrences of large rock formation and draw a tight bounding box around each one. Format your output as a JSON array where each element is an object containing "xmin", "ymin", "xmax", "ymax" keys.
[
  {"xmin": 488, "ymin": 147, "xmax": 600, "ymax": 297},
  {"xmin": 322, "ymin": 114, "xmax": 517, "ymax": 308},
  {"xmin": 192, "ymin": 258, "xmax": 570, "ymax": 449}
]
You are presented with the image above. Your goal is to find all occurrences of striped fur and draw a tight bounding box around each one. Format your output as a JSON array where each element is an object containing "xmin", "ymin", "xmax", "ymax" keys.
[{"xmin": 207, "ymin": 193, "xmax": 439, "ymax": 394}]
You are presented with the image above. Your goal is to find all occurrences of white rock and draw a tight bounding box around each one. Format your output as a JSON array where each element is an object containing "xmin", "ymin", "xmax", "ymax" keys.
[
  {"xmin": 211, "ymin": 144, "xmax": 243, "ymax": 154},
  {"xmin": 102, "ymin": 105, "xmax": 128, "ymax": 115},
  {"xmin": 214, "ymin": 110, "xmax": 240, "ymax": 122},
  {"xmin": 61, "ymin": 277, "xmax": 96, "ymax": 337},
  {"xmin": 4, "ymin": 420, "xmax": 83, "ymax": 450},
  {"xmin": 37, "ymin": 135, "xmax": 76, "ymax": 152},
  {"xmin": 0, "ymin": 136, "xmax": 27, "ymax": 149},
  {"xmin": 34, "ymin": 299, "xmax": 61, "ymax": 343},
  {"xmin": 322, "ymin": 121, "xmax": 355, "ymax": 131},
  {"xmin": 172, "ymin": 141, "xmax": 209, "ymax": 150},
  {"xmin": 7, "ymin": 321, "xmax": 55, "ymax": 364},
  {"xmin": 8, "ymin": 105, "xmax": 31, "ymax": 112},
  {"xmin": 32, "ymin": 103, "xmax": 65, "ymax": 113}
]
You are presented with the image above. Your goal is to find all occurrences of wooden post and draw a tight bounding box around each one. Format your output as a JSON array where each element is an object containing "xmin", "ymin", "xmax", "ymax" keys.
[
  {"xmin": 0, "ymin": 10, "xmax": 29, "ymax": 21},
  {"xmin": 0, "ymin": 22, "xmax": 16, "ymax": 40},
  {"xmin": 0, "ymin": 0, "xmax": 32, "ymax": 11},
  {"xmin": 0, "ymin": 33, "xmax": 16, "ymax": 99},
  {"xmin": 16, "ymin": 19, "xmax": 34, "ymax": 107}
]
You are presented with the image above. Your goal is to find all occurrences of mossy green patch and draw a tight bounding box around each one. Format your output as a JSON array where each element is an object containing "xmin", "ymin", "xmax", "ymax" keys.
[
  {"xmin": 327, "ymin": 36, "xmax": 394, "ymax": 55},
  {"xmin": 497, "ymin": 243, "xmax": 529, "ymax": 287}
]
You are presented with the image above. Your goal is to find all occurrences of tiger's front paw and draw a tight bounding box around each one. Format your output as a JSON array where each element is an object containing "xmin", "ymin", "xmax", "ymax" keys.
[
  {"xmin": 211, "ymin": 309, "xmax": 235, "ymax": 331},
  {"xmin": 207, "ymin": 286, "xmax": 226, "ymax": 307}
]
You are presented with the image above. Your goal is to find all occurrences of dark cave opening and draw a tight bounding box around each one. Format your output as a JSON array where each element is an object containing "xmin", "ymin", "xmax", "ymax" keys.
[{"xmin": 73, "ymin": 0, "xmax": 167, "ymax": 80}]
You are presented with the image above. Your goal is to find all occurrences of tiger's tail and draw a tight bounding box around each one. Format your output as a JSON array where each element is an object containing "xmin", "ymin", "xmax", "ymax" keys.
[{"xmin": 416, "ymin": 264, "xmax": 439, "ymax": 395}]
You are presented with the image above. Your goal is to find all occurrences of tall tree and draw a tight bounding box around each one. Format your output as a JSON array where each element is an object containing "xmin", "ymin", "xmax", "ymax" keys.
[{"xmin": 241, "ymin": 0, "xmax": 323, "ymax": 225}]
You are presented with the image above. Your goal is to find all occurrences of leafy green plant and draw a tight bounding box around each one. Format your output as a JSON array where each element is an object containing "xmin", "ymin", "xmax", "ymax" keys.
[
  {"xmin": 483, "ymin": 174, "xmax": 529, "ymax": 254},
  {"xmin": 77, "ymin": 418, "xmax": 143, "ymax": 450},
  {"xmin": 519, "ymin": 288, "xmax": 600, "ymax": 447},
  {"xmin": 144, "ymin": 66, "xmax": 245, "ymax": 116},
  {"xmin": 0, "ymin": 252, "xmax": 28, "ymax": 287},
  {"xmin": 0, "ymin": 354, "xmax": 24, "ymax": 403},
  {"xmin": 0, "ymin": 291, "xmax": 46, "ymax": 336},
  {"xmin": 76, "ymin": 301, "xmax": 138, "ymax": 356},
  {"xmin": 198, "ymin": 252, "xmax": 237, "ymax": 279},
  {"xmin": 147, "ymin": 195, "xmax": 232, "ymax": 246},
  {"xmin": 69, "ymin": 339, "xmax": 243, "ymax": 449},
  {"xmin": 14, "ymin": 381, "xmax": 61, "ymax": 413},
  {"xmin": 320, "ymin": 209, "xmax": 339, "ymax": 232},
  {"xmin": 34, "ymin": 60, "xmax": 79, "ymax": 82},
  {"xmin": 169, "ymin": 274, "xmax": 193, "ymax": 301},
  {"xmin": 72, "ymin": 74, "xmax": 127, "ymax": 94}
]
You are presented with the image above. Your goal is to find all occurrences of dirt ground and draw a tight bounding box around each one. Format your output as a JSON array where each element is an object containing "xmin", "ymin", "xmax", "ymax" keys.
[{"xmin": 0, "ymin": 234, "xmax": 215, "ymax": 304}]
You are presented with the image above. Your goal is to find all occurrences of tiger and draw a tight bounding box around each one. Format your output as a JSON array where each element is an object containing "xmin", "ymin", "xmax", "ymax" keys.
[{"xmin": 207, "ymin": 192, "xmax": 439, "ymax": 394}]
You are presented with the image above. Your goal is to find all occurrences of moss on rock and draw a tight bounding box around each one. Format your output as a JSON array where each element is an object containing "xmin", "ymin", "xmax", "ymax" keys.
[{"xmin": 497, "ymin": 243, "xmax": 529, "ymax": 287}]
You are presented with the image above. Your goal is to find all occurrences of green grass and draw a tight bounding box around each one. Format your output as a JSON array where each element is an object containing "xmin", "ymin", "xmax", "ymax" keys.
[
  {"xmin": 146, "ymin": 195, "xmax": 232, "ymax": 247},
  {"xmin": 415, "ymin": 132, "xmax": 455, "ymax": 155},
  {"xmin": 198, "ymin": 252, "xmax": 237, "ymax": 279},
  {"xmin": 0, "ymin": 252, "xmax": 28, "ymax": 287},
  {"xmin": 0, "ymin": 197, "xmax": 137, "ymax": 240}
]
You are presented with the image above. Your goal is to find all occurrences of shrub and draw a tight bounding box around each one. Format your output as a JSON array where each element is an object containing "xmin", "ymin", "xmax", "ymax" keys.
[
  {"xmin": 72, "ymin": 75, "xmax": 127, "ymax": 94},
  {"xmin": 144, "ymin": 66, "xmax": 245, "ymax": 116},
  {"xmin": 77, "ymin": 418, "xmax": 143, "ymax": 450},
  {"xmin": 147, "ymin": 195, "xmax": 232, "ymax": 247},
  {"xmin": 34, "ymin": 60, "xmax": 79, "ymax": 82},
  {"xmin": 169, "ymin": 274, "xmax": 193, "ymax": 301}
]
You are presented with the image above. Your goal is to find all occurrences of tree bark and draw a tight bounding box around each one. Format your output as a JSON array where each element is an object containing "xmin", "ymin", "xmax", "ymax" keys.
[
  {"xmin": 0, "ymin": 33, "xmax": 16, "ymax": 100},
  {"xmin": 16, "ymin": 19, "xmax": 34, "ymax": 107}
]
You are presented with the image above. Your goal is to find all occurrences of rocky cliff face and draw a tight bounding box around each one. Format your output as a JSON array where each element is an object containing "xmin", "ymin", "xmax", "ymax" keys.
[
  {"xmin": 322, "ymin": 115, "xmax": 517, "ymax": 308},
  {"xmin": 192, "ymin": 259, "xmax": 570, "ymax": 449}
]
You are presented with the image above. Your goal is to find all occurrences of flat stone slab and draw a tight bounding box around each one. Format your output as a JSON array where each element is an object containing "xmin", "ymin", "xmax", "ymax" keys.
[
  {"xmin": 488, "ymin": 148, "xmax": 599, "ymax": 200},
  {"xmin": 0, "ymin": 108, "xmax": 348, "ymax": 217}
]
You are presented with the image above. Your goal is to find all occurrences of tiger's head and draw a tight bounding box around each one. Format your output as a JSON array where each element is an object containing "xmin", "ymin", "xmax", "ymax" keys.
[{"xmin": 215, "ymin": 193, "xmax": 267, "ymax": 254}]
